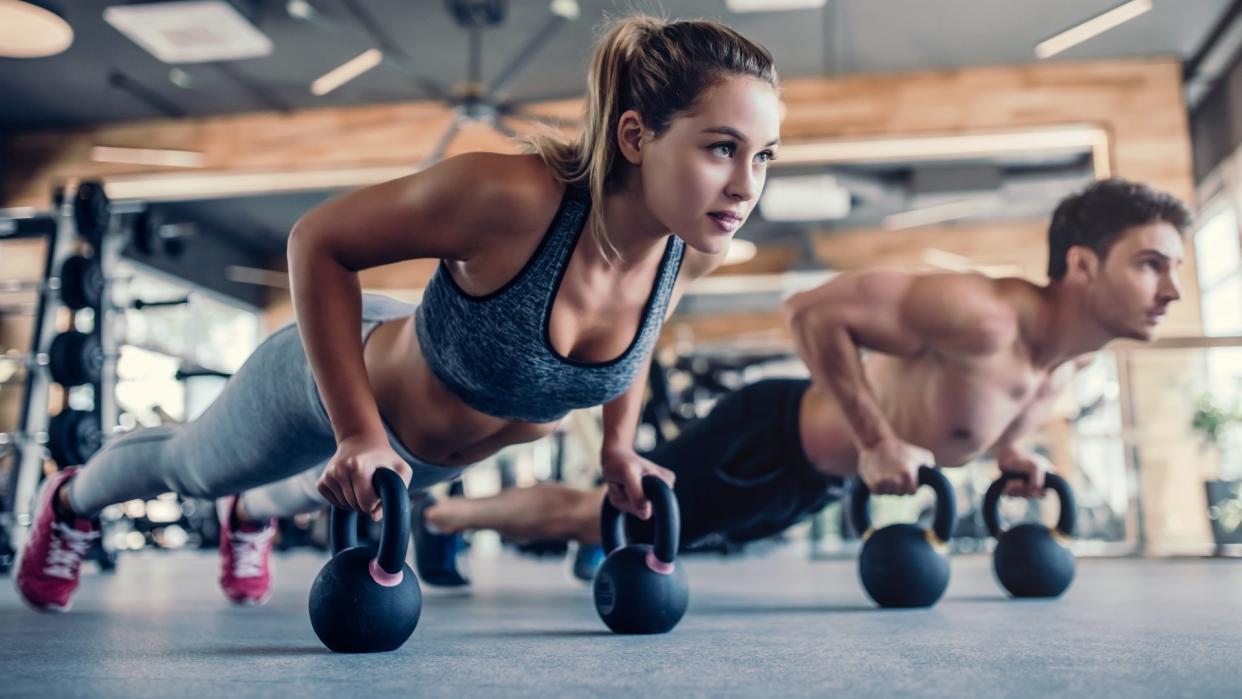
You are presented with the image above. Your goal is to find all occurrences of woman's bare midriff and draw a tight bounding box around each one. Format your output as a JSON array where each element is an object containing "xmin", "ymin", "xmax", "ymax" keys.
[{"xmin": 363, "ymin": 316, "xmax": 560, "ymax": 468}]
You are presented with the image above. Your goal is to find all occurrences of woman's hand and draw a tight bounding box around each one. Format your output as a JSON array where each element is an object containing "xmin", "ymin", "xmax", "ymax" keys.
[
  {"xmin": 317, "ymin": 433, "xmax": 412, "ymax": 521},
  {"xmin": 600, "ymin": 445, "xmax": 675, "ymax": 520}
]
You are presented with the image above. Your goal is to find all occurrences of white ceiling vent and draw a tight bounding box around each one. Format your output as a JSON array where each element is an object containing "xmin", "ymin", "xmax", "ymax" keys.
[{"xmin": 103, "ymin": 1, "xmax": 273, "ymax": 64}]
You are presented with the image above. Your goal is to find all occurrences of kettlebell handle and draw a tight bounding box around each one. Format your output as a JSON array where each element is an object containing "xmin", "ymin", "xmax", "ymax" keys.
[
  {"xmin": 600, "ymin": 475, "xmax": 680, "ymax": 565},
  {"xmin": 328, "ymin": 467, "xmax": 411, "ymax": 576},
  {"xmin": 982, "ymin": 471, "xmax": 1076, "ymax": 539},
  {"xmin": 850, "ymin": 465, "xmax": 957, "ymax": 544}
]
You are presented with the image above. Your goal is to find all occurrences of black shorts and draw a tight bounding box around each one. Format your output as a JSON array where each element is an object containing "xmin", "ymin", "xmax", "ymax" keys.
[{"xmin": 628, "ymin": 378, "xmax": 846, "ymax": 547}]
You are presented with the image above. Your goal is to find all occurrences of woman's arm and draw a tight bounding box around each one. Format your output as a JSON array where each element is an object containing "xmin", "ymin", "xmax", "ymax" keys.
[
  {"xmin": 600, "ymin": 244, "xmax": 728, "ymax": 517},
  {"xmin": 289, "ymin": 153, "xmax": 560, "ymax": 513}
]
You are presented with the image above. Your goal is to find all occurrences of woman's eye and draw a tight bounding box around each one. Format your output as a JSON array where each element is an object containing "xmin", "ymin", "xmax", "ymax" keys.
[{"xmin": 710, "ymin": 143, "xmax": 735, "ymax": 157}]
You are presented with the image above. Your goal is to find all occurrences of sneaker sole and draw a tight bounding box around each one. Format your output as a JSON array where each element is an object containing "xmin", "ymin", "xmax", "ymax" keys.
[
  {"xmin": 225, "ymin": 592, "xmax": 272, "ymax": 607},
  {"xmin": 13, "ymin": 576, "xmax": 73, "ymax": 613}
]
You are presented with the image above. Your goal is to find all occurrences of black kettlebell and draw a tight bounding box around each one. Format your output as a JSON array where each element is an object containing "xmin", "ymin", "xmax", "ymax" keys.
[
  {"xmin": 309, "ymin": 468, "xmax": 421, "ymax": 653},
  {"xmin": 850, "ymin": 465, "xmax": 957, "ymax": 608},
  {"xmin": 983, "ymin": 471, "xmax": 1076, "ymax": 598},
  {"xmin": 593, "ymin": 475, "xmax": 688, "ymax": 634}
]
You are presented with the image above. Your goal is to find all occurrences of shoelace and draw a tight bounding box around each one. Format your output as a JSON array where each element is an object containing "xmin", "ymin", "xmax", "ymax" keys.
[
  {"xmin": 44, "ymin": 522, "xmax": 100, "ymax": 580},
  {"xmin": 229, "ymin": 528, "xmax": 274, "ymax": 578}
]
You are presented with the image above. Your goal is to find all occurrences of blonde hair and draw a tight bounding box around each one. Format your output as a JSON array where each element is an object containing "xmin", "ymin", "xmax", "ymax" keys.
[{"xmin": 527, "ymin": 16, "xmax": 778, "ymax": 262}]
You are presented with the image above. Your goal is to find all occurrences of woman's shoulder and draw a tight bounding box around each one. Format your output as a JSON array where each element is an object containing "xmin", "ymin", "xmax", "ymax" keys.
[
  {"xmin": 415, "ymin": 152, "xmax": 568, "ymax": 260},
  {"xmin": 439, "ymin": 152, "xmax": 566, "ymax": 233}
]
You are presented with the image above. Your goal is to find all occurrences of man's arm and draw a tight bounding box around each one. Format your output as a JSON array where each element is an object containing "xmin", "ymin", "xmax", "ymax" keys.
[
  {"xmin": 989, "ymin": 357, "xmax": 1090, "ymax": 497},
  {"xmin": 782, "ymin": 269, "xmax": 1018, "ymax": 493}
]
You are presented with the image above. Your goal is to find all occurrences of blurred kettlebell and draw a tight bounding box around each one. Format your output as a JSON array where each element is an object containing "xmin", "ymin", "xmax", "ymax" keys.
[
  {"xmin": 593, "ymin": 475, "xmax": 688, "ymax": 634},
  {"xmin": 309, "ymin": 468, "xmax": 421, "ymax": 653},
  {"xmin": 983, "ymin": 471, "xmax": 1076, "ymax": 598},
  {"xmin": 850, "ymin": 465, "xmax": 957, "ymax": 608}
]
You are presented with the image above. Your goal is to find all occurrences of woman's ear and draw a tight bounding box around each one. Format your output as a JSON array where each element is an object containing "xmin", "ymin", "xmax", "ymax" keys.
[{"xmin": 616, "ymin": 109, "xmax": 647, "ymax": 166}]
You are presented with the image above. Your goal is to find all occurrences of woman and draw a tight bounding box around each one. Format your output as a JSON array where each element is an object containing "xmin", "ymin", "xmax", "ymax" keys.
[{"xmin": 18, "ymin": 15, "xmax": 782, "ymax": 611}]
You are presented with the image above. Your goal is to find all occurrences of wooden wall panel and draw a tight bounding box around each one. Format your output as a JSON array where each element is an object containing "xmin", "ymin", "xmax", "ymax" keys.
[{"xmin": 1, "ymin": 57, "xmax": 1208, "ymax": 553}]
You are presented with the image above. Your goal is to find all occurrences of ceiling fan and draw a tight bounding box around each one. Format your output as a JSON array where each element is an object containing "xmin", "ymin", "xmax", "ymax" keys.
[{"xmin": 289, "ymin": 0, "xmax": 583, "ymax": 166}]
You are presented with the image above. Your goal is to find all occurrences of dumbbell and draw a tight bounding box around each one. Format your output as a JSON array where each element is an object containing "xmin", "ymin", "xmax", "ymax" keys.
[
  {"xmin": 850, "ymin": 466, "xmax": 957, "ymax": 608},
  {"xmin": 72, "ymin": 182, "xmax": 111, "ymax": 248},
  {"xmin": 0, "ymin": 255, "xmax": 104, "ymax": 311},
  {"xmin": 60, "ymin": 255, "xmax": 105, "ymax": 310},
  {"xmin": 0, "ymin": 214, "xmax": 56, "ymax": 240},
  {"xmin": 0, "ymin": 431, "xmax": 47, "ymax": 449},
  {"xmin": 0, "ymin": 410, "xmax": 105, "ymax": 468},
  {"xmin": 983, "ymin": 472, "xmax": 1077, "ymax": 598},
  {"xmin": 0, "ymin": 331, "xmax": 106, "ymax": 387},
  {"xmin": 0, "ymin": 181, "xmax": 109, "ymax": 246},
  {"xmin": 0, "ymin": 350, "xmax": 47, "ymax": 386},
  {"xmin": 130, "ymin": 209, "xmax": 197, "ymax": 259},
  {"xmin": 48, "ymin": 331, "xmax": 105, "ymax": 386},
  {"xmin": 47, "ymin": 410, "xmax": 104, "ymax": 468}
]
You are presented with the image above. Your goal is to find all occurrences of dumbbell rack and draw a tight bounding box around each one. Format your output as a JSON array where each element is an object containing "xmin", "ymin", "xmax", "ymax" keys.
[{"xmin": 0, "ymin": 181, "xmax": 124, "ymax": 573}]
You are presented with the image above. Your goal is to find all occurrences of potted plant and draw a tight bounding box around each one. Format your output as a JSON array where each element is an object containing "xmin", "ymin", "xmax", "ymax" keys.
[{"xmin": 1194, "ymin": 392, "xmax": 1242, "ymax": 551}]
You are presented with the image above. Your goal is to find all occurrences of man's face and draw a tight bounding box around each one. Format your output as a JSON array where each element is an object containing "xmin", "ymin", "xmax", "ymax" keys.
[{"xmin": 1084, "ymin": 221, "xmax": 1185, "ymax": 341}]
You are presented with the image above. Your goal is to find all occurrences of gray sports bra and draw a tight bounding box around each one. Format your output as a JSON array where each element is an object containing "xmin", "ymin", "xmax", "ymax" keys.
[{"xmin": 415, "ymin": 186, "xmax": 686, "ymax": 423}]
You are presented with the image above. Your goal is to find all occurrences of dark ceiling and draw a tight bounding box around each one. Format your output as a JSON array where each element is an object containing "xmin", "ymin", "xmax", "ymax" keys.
[
  {"xmin": 5, "ymin": 0, "xmax": 1239, "ymax": 267},
  {"xmin": 1, "ymin": 0, "xmax": 1234, "ymax": 132}
]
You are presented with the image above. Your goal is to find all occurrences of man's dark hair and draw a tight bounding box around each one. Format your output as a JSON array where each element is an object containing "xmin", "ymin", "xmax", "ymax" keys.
[{"xmin": 1047, "ymin": 178, "xmax": 1192, "ymax": 280}]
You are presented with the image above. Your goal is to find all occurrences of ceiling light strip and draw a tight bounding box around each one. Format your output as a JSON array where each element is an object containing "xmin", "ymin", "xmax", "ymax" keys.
[
  {"xmin": 1035, "ymin": 0, "xmax": 1153, "ymax": 59},
  {"xmin": 91, "ymin": 146, "xmax": 206, "ymax": 168},
  {"xmin": 776, "ymin": 126, "xmax": 1109, "ymax": 166},
  {"xmin": 311, "ymin": 48, "xmax": 383, "ymax": 96}
]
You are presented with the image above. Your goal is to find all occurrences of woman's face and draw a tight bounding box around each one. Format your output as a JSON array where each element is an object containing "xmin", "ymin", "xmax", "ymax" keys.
[{"xmin": 636, "ymin": 76, "xmax": 782, "ymax": 254}]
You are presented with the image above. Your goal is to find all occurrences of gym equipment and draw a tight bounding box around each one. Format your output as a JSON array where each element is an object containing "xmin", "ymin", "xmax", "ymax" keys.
[
  {"xmin": 47, "ymin": 331, "xmax": 103, "ymax": 387},
  {"xmin": 1, "ymin": 331, "xmax": 104, "ymax": 388},
  {"xmin": 983, "ymin": 472, "xmax": 1077, "ymax": 598},
  {"xmin": 47, "ymin": 410, "xmax": 103, "ymax": 468},
  {"xmin": 130, "ymin": 209, "xmax": 196, "ymax": 258},
  {"xmin": 73, "ymin": 181, "xmax": 111, "ymax": 247},
  {"xmin": 0, "ymin": 350, "xmax": 48, "ymax": 385},
  {"xmin": 2, "ymin": 180, "xmax": 117, "ymax": 572},
  {"xmin": 0, "ymin": 529, "xmax": 13, "ymax": 575},
  {"xmin": 133, "ymin": 296, "xmax": 190, "ymax": 311},
  {"xmin": 309, "ymin": 468, "xmax": 421, "ymax": 653},
  {"xmin": 59, "ymin": 255, "xmax": 103, "ymax": 310},
  {"xmin": 594, "ymin": 475, "xmax": 688, "ymax": 634},
  {"xmin": 850, "ymin": 465, "xmax": 957, "ymax": 608},
  {"xmin": 0, "ymin": 214, "xmax": 56, "ymax": 240},
  {"xmin": 0, "ymin": 255, "xmax": 102, "ymax": 310}
]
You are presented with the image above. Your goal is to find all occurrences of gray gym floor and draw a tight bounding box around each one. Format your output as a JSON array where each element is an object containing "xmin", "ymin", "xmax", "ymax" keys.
[{"xmin": 2, "ymin": 548, "xmax": 1241, "ymax": 698}]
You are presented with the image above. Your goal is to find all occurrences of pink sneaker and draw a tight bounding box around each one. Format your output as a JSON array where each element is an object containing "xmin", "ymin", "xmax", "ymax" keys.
[
  {"xmin": 16, "ymin": 467, "xmax": 101, "ymax": 612},
  {"xmin": 217, "ymin": 495, "xmax": 275, "ymax": 605}
]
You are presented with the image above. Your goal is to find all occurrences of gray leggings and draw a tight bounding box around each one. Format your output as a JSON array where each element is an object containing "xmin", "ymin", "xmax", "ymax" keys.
[{"xmin": 67, "ymin": 295, "xmax": 468, "ymax": 519}]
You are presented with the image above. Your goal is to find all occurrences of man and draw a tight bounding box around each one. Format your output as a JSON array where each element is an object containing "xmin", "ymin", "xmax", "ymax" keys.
[{"xmin": 399, "ymin": 178, "xmax": 1192, "ymax": 584}]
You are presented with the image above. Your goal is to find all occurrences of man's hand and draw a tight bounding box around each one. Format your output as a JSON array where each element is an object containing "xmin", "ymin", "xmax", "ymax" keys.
[
  {"xmin": 996, "ymin": 445, "xmax": 1052, "ymax": 498},
  {"xmin": 858, "ymin": 438, "xmax": 935, "ymax": 495}
]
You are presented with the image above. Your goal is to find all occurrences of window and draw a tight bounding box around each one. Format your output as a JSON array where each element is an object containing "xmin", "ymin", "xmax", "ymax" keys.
[
  {"xmin": 1196, "ymin": 206, "xmax": 1242, "ymax": 337},
  {"xmin": 1194, "ymin": 206, "xmax": 1242, "ymax": 478}
]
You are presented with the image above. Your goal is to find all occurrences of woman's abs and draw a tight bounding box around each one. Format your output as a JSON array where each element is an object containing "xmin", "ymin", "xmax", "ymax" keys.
[{"xmin": 364, "ymin": 317, "xmax": 559, "ymax": 466}]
